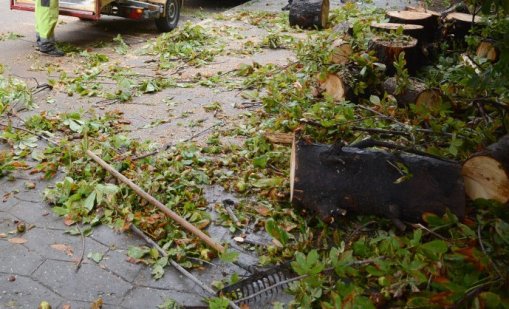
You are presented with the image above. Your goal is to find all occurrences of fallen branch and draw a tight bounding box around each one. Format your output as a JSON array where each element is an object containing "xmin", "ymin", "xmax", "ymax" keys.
[{"xmin": 86, "ymin": 149, "xmax": 225, "ymax": 253}]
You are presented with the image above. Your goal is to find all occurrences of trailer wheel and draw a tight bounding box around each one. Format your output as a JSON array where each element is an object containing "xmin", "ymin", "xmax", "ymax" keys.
[{"xmin": 155, "ymin": 0, "xmax": 180, "ymax": 32}]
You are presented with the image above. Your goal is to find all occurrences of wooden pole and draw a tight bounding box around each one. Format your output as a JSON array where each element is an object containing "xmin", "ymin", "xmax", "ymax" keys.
[{"xmin": 86, "ymin": 149, "xmax": 225, "ymax": 253}]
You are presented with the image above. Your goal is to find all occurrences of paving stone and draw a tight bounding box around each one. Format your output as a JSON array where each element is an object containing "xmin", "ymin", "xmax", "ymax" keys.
[
  {"xmin": 7, "ymin": 201, "xmax": 63, "ymax": 230},
  {"xmin": 32, "ymin": 260, "xmax": 132, "ymax": 305},
  {"xmin": 0, "ymin": 275, "xmax": 63, "ymax": 309},
  {"xmin": 0, "ymin": 241, "xmax": 45, "ymax": 276},
  {"xmin": 100, "ymin": 249, "xmax": 143, "ymax": 283},
  {"xmin": 0, "ymin": 212, "xmax": 19, "ymax": 235},
  {"xmin": 90, "ymin": 225, "xmax": 145, "ymax": 250},
  {"xmin": 0, "ymin": 194, "xmax": 19, "ymax": 211},
  {"xmin": 23, "ymin": 227, "xmax": 108, "ymax": 261},
  {"xmin": 133, "ymin": 266, "xmax": 197, "ymax": 291},
  {"xmin": 121, "ymin": 286, "xmax": 206, "ymax": 308}
]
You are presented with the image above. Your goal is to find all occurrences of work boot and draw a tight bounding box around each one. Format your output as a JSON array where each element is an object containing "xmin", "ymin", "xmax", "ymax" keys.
[{"xmin": 40, "ymin": 47, "xmax": 65, "ymax": 57}]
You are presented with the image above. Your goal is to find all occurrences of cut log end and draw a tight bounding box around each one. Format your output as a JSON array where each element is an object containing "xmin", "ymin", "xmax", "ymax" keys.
[
  {"xmin": 290, "ymin": 135, "xmax": 296, "ymax": 202},
  {"xmin": 371, "ymin": 22, "xmax": 424, "ymax": 40},
  {"xmin": 476, "ymin": 41, "xmax": 499, "ymax": 62},
  {"xmin": 331, "ymin": 39, "xmax": 353, "ymax": 64},
  {"xmin": 387, "ymin": 10, "xmax": 433, "ymax": 21},
  {"xmin": 445, "ymin": 12, "xmax": 482, "ymax": 24},
  {"xmin": 462, "ymin": 156, "xmax": 509, "ymax": 204},
  {"xmin": 318, "ymin": 73, "xmax": 347, "ymax": 101}
]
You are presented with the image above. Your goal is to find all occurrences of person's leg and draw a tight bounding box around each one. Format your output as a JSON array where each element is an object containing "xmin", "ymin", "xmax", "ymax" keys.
[{"xmin": 35, "ymin": 0, "xmax": 63, "ymax": 56}]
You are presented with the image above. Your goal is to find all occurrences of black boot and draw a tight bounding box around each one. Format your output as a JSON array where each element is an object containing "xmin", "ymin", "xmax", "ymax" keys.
[{"xmin": 40, "ymin": 46, "xmax": 65, "ymax": 57}]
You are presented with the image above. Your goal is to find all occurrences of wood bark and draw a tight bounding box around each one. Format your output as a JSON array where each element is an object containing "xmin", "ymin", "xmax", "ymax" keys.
[
  {"xmin": 443, "ymin": 12, "xmax": 483, "ymax": 40},
  {"xmin": 370, "ymin": 22, "xmax": 425, "ymax": 41},
  {"xmin": 383, "ymin": 76, "xmax": 441, "ymax": 108},
  {"xmin": 289, "ymin": 0, "xmax": 330, "ymax": 29},
  {"xmin": 386, "ymin": 10, "xmax": 437, "ymax": 41},
  {"xmin": 368, "ymin": 36, "xmax": 419, "ymax": 74},
  {"xmin": 290, "ymin": 139, "xmax": 465, "ymax": 223},
  {"xmin": 462, "ymin": 135, "xmax": 509, "ymax": 204},
  {"xmin": 330, "ymin": 39, "xmax": 353, "ymax": 64}
]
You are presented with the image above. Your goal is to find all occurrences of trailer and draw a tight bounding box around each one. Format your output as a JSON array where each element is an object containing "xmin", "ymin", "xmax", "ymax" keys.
[{"xmin": 10, "ymin": 0, "xmax": 182, "ymax": 32}]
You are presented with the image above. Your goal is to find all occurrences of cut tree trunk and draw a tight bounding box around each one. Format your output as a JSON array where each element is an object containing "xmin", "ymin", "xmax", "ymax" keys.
[
  {"xmin": 318, "ymin": 73, "xmax": 348, "ymax": 101},
  {"xmin": 443, "ymin": 12, "xmax": 483, "ymax": 40},
  {"xmin": 383, "ymin": 77, "xmax": 441, "ymax": 109},
  {"xmin": 290, "ymin": 138, "xmax": 465, "ymax": 223},
  {"xmin": 386, "ymin": 10, "xmax": 437, "ymax": 41},
  {"xmin": 371, "ymin": 23, "xmax": 425, "ymax": 41},
  {"xmin": 476, "ymin": 40, "xmax": 499, "ymax": 62},
  {"xmin": 368, "ymin": 36, "xmax": 419, "ymax": 74},
  {"xmin": 289, "ymin": 0, "xmax": 330, "ymax": 29},
  {"xmin": 330, "ymin": 39, "xmax": 353, "ymax": 64},
  {"xmin": 462, "ymin": 135, "xmax": 509, "ymax": 204}
]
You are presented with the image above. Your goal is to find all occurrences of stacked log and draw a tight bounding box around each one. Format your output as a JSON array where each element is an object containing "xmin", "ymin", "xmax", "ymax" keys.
[
  {"xmin": 317, "ymin": 73, "xmax": 348, "ymax": 101},
  {"xmin": 476, "ymin": 40, "xmax": 499, "ymax": 62},
  {"xmin": 330, "ymin": 39, "xmax": 353, "ymax": 64},
  {"xmin": 443, "ymin": 12, "xmax": 483, "ymax": 40}
]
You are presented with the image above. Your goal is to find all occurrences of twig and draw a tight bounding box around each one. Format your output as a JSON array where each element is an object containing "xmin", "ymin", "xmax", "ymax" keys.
[
  {"xmin": 130, "ymin": 225, "xmax": 240, "ymax": 309},
  {"xmin": 412, "ymin": 223, "xmax": 448, "ymax": 241},
  {"xmin": 477, "ymin": 224, "xmax": 503, "ymax": 279},
  {"xmin": 222, "ymin": 200, "xmax": 240, "ymax": 226},
  {"xmin": 75, "ymin": 225, "xmax": 85, "ymax": 272},
  {"xmin": 0, "ymin": 122, "xmax": 58, "ymax": 145},
  {"xmin": 131, "ymin": 122, "xmax": 223, "ymax": 160}
]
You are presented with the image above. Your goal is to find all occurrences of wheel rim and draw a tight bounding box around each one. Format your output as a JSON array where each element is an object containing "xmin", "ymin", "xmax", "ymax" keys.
[{"xmin": 167, "ymin": 0, "xmax": 177, "ymax": 21}]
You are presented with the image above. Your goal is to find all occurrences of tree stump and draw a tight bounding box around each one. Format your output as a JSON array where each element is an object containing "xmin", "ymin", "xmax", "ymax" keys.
[
  {"xmin": 371, "ymin": 23, "xmax": 425, "ymax": 41},
  {"xmin": 383, "ymin": 76, "xmax": 441, "ymax": 109},
  {"xmin": 462, "ymin": 135, "xmax": 509, "ymax": 204},
  {"xmin": 386, "ymin": 10, "xmax": 437, "ymax": 41},
  {"xmin": 289, "ymin": 0, "xmax": 330, "ymax": 29},
  {"xmin": 368, "ymin": 36, "xmax": 419, "ymax": 74},
  {"xmin": 443, "ymin": 12, "xmax": 483, "ymax": 41},
  {"xmin": 290, "ymin": 138, "xmax": 465, "ymax": 223}
]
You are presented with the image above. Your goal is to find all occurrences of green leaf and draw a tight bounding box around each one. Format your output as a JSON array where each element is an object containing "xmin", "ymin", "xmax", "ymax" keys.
[
  {"xmin": 420, "ymin": 240, "xmax": 448, "ymax": 260},
  {"xmin": 265, "ymin": 218, "xmax": 289, "ymax": 245},
  {"xmin": 83, "ymin": 191, "xmax": 96, "ymax": 212},
  {"xmin": 251, "ymin": 177, "xmax": 283, "ymax": 188},
  {"xmin": 127, "ymin": 246, "xmax": 150, "ymax": 259},
  {"xmin": 87, "ymin": 252, "xmax": 104, "ymax": 263},
  {"xmin": 219, "ymin": 249, "xmax": 239, "ymax": 263},
  {"xmin": 207, "ymin": 297, "xmax": 229, "ymax": 309}
]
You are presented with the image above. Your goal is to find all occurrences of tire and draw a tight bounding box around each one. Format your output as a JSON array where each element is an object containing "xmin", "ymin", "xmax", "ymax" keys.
[{"xmin": 155, "ymin": 0, "xmax": 180, "ymax": 32}]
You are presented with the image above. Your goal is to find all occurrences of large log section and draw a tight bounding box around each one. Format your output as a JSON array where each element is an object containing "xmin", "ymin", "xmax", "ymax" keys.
[
  {"xmin": 462, "ymin": 135, "xmax": 509, "ymax": 204},
  {"xmin": 290, "ymin": 138, "xmax": 465, "ymax": 224},
  {"xmin": 289, "ymin": 0, "xmax": 330, "ymax": 29}
]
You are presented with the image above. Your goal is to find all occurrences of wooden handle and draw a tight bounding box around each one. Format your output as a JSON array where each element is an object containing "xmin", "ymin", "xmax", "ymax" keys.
[{"xmin": 86, "ymin": 150, "xmax": 225, "ymax": 253}]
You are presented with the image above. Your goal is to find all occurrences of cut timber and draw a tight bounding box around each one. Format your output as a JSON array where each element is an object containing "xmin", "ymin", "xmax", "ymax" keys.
[
  {"xmin": 462, "ymin": 135, "xmax": 509, "ymax": 204},
  {"xmin": 289, "ymin": 0, "xmax": 330, "ymax": 29},
  {"xmin": 368, "ymin": 36, "xmax": 419, "ymax": 74},
  {"xmin": 371, "ymin": 23, "xmax": 424, "ymax": 41},
  {"xmin": 264, "ymin": 132, "xmax": 293, "ymax": 145},
  {"xmin": 290, "ymin": 139, "xmax": 465, "ymax": 222},
  {"xmin": 476, "ymin": 41, "xmax": 499, "ymax": 62},
  {"xmin": 330, "ymin": 39, "xmax": 353, "ymax": 64},
  {"xmin": 318, "ymin": 73, "xmax": 347, "ymax": 101},
  {"xmin": 384, "ymin": 77, "xmax": 441, "ymax": 108}
]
